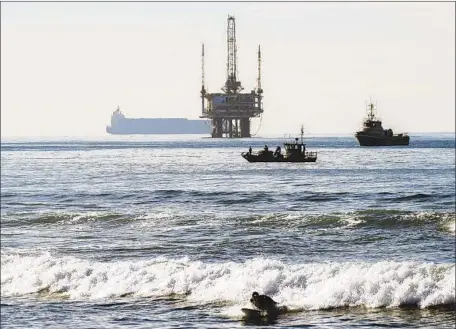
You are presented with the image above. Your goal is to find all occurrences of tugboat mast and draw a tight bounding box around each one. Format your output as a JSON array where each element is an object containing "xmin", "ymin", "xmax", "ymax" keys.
[{"xmin": 367, "ymin": 102, "xmax": 376, "ymax": 121}]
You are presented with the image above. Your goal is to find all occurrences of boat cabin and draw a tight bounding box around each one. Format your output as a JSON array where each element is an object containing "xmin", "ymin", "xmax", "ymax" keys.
[
  {"xmin": 284, "ymin": 138, "xmax": 306, "ymax": 157},
  {"xmin": 363, "ymin": 119, "xmax": 383, "ymax": 129}
]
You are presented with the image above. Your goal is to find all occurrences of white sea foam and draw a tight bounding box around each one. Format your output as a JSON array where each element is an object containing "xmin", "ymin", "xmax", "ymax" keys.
[
  {"xmin": 341, "ymin": 215, "xmax": 363, "ymax": 228},
  {"xmin": 448, "ymin": 221, "xmax": 456, "ymax": 233},
  {"xmin": 1, "ymin": 252, "xmax": 454, "ymax": 314},
  {"xmin": 443, "ymin": 218, "xmax": 455, "ymax": 234},
  {"xmin": 434, "ymin": 212, "xmax": 456, "ymax": 234}
]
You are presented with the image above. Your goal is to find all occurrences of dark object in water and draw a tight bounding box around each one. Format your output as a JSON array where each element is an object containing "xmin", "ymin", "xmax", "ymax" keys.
[
  {"xmin": 243, "ymin": 292, "xmax": 289, "ymax": 319},
  {"xmin": 250, "ymin": 291, "xmax": 277, "ymax": 311},
  {"xmin": 240, "ymin": 305, "xmax": 289, "ymax": 324},
  {"xmin": 241, "ymin": 306, "xmax": 289, "ymax": 317},
  {"xmin": 242, "ymin": 126, "xmax": 317, "ymax": 163},
  {"xmin": 241, "ymin": 308, "xmax": 278, "ymax": 325},
  {"xmin": 355, "ymin": 102, "xmax": 410, "ymax": 146}
]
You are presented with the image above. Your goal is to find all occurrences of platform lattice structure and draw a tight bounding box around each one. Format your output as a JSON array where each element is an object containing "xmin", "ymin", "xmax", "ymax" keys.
[{"xmin": 200, "ymin": 15, "xmax": 263, "ymax": 138}]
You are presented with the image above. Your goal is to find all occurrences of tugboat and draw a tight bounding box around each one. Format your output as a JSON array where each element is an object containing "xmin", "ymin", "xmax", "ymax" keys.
[
  {"xmin": 241, "ymin": 126, "xmax": 317, "ymax": 163},
  {"xmin": 355, "ymin": 102, "xmax": 410, "ymax": 146}
]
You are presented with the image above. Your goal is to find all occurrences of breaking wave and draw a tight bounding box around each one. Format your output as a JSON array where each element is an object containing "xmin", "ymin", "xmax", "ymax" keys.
[
  {"xmin": 1, "ymin": 252, "xmax": 454, "ymax": 312},
  {"xmin": 1, "ymin": 210, "xmax": 454, "ymax": 231}
]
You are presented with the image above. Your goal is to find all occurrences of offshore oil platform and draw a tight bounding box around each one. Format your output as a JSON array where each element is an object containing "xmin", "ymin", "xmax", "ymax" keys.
[{"xmin": 200, "ymin": 15, "xmax": 264, "ymax": 138}]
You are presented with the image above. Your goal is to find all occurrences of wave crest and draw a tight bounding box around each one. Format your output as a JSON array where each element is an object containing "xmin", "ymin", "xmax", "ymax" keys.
[{"xmin": 1, "ymin": 253, "xmax": 454, "ymax": 310}]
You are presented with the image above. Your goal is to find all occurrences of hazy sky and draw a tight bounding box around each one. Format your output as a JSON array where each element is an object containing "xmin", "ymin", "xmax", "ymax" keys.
[{"xmin": 1, "ymin": 2, "xmax": 454, "ymax": 136}]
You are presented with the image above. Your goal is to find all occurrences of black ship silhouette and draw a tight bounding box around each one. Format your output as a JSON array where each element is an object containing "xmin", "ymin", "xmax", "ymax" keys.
[
  {"xmin": 355, "ymin": 102, "xmax": 410, "ymax": 146},
  {"xmin": 241, "ymin": 126, "xmax": 317, "ymax": 163}
]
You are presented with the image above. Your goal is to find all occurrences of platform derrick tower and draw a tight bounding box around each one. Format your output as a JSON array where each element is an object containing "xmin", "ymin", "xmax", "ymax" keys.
[{"xmin": 200, "ymin": 15, "xmax": 264, "ymax": 138}]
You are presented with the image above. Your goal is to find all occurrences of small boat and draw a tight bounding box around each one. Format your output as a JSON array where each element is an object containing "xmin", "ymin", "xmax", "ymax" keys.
[
  {"xmin": 355, "ymin": 101, "xmax": 410, "ymax": 146},
  {"xmin": 241, "ymin": 126, "xmax": 317, "ymax": 163}
]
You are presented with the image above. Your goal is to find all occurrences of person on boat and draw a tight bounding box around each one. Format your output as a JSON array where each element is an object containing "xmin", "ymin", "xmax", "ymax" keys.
[
  {"xmin": 264, "ymin": 145, "xmax": 268, "ymax": 152},
  {"xmin": 249, "ymin": 146, "xmax": 252, "ymax": 155}
]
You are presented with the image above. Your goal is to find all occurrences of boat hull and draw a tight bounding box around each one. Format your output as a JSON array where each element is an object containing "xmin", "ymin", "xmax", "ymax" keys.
[
  {"xmin": 355, "ymin": 134, "xmax": 410, "ymax": 146},
  {"xmin": 241, "ymin": 152, "xmax": 317, "ymax": 163}
]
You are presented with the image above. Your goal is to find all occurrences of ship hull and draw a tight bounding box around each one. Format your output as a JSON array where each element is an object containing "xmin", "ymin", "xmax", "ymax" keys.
[
  {"xmin": 106, "ymin": 118, "xmax": 211, "ymax": 135},
  {"xmin": 106, "ymin": 127, "xmax": 209, "ymax": 135},
  {"xmin": 241, "ymin": 152, "xmax": 317, "ymax": 163},
  {"xmin": 355, "ymin": 134, "xmax": 410, "ymax": 146}
]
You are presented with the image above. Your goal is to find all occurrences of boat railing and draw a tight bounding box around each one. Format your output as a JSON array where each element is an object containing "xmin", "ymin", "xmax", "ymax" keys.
[{"xmin": 305, "ymin": 151, "xmax": 317, "ymax": 158}]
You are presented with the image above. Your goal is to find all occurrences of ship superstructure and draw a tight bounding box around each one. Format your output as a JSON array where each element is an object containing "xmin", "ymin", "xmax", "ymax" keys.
[{"xmin": 200, "ymin": 15, "xmax": 264, "ymax": 138}]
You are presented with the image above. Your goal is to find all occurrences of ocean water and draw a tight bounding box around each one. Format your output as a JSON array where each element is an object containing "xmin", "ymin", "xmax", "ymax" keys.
[{"xmin": 1, "ymin": 133, "xmax": 455, "ymax": 328}]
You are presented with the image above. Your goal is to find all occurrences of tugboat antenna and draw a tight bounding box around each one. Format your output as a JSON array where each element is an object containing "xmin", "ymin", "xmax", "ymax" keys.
[{"xmin": 301, "ymin": 125, "xmax": 304, "ymax": 144}]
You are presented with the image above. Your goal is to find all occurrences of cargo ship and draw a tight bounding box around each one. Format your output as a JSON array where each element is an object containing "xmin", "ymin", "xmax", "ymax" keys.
[
  {"xmin": 106, "ymin": 107, "xmax": 211, "ymax": 135},
  {"xmin": 355, "ymin": 102, "xmax": 410, "ymax": 146}
]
